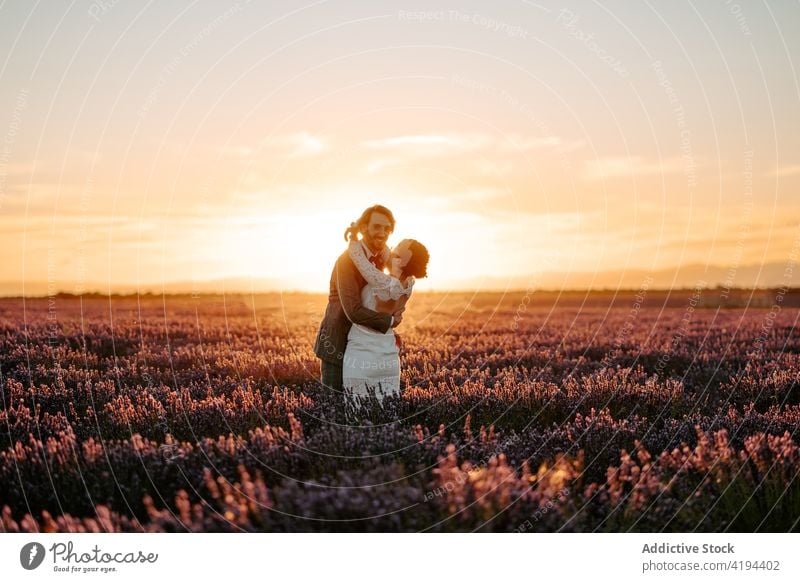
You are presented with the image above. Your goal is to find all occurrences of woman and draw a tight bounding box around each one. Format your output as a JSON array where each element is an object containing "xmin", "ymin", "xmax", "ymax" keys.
[{"xmin": 341, "ymin": 227, "xmax": 429, "ymax": 407}]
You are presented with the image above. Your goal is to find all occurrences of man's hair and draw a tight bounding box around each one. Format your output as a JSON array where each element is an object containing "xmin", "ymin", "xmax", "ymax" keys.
[
  {"xmin": 402, "ymin": 239, "xmax": 430, "ymax": 279},
  {"xmin": 344, "ymin": 205, "xmax": 396, "ymax": 241}
]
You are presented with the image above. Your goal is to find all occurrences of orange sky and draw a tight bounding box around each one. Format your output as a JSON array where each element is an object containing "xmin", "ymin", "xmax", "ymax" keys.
[{"xmin": 1, "ymin": 2, "xmax": 799, "ymax": 294}]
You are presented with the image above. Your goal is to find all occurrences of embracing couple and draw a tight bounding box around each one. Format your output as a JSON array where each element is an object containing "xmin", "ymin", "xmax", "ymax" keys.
[{"xmin": 313, "ymin": 204, "xmax": 429, "ymax": 408}]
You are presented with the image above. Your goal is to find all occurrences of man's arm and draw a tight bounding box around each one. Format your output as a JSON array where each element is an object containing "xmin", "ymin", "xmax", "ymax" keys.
[
  {"xmin": 336, "ymin": 254, "xmax": 392, "ymax": 333},
  {"xmin": 376, "ymin": 294, "xmax": 409, "ymax": 316}
]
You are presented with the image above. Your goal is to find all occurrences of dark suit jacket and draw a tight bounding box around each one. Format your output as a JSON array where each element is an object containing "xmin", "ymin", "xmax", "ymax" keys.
[{"xmin": 313, "ymin": 248, "xmax": 392, "ymax": 364}]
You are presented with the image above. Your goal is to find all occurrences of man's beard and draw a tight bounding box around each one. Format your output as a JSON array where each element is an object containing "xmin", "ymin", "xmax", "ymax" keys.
[{"xmin": 364, "ymin": 235, "xmax": 386, "ymax": 252}]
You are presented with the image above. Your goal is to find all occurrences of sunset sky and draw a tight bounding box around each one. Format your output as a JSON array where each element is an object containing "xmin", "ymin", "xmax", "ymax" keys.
[{"xmin": 1, "ymin": 1, "xmax": 799, "ymax": 294}]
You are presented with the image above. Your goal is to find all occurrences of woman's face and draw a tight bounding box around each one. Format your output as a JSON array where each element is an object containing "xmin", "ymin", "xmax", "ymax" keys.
[{"xmin": 390, "ymin": 240, "xmax": 412, "ymax": 278}]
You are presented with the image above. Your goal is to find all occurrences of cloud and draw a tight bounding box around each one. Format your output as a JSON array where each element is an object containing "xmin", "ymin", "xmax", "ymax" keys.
[
  {"xmin": 362, "ymin": 133, "xmax": 492, "ymax": 155},
  {"xmin": 362, "ymin": 132, "xmax": 582, "ymax": 156},
  {"xmin": 360, "ymin": 132, "xmax": 583, "ymax": 174},
  {"xmin": 364, "ymin": 158, "xmax": 402, "ymax": 174},
  {"xmin": 583, "ymin": 156, "xmax": 688, "ymax": 180},
  {"xmin": 220, "ymin": 132, "xmax": 328, "ymax": 159},
  {"xmin": 284, "ymin": 131, "xmax": 327, "ymax": 156},
  {"xmin": 474, "ymin": 159, "xmax": 514, "ymax": 176},
  {"xmin": 769, "ymin": 164, "xmax": 800, "ymax": 177},
  {"xmin": 360, "ymin": 133, "xmax": 492, "ymax": 173},
  {"xmin": 422, "ymin": 188, "xmax": 509, "ymax": 209},
  {"xmin": 0, "ymin": 161, "xmax": 39, "ymax": 175},
  {"xmin": 497, "ymin": 135, "xmax": 586, "ymax": 154}
]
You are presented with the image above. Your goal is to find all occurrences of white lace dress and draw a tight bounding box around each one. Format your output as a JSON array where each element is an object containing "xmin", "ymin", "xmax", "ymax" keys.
[{"xmin": 342, "ymin": 240, "xmax": 415, "ymax": 403}]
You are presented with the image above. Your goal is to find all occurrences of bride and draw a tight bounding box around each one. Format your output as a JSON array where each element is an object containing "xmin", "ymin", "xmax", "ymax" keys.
[{"xmin": 341, "ymin": 228, "xmax": 429, "ymax": 407}]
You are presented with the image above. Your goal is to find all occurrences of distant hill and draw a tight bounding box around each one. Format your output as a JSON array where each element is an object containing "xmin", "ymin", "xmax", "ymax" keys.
[
  {"xmin": 2, "ymin": 260, "xmax": 798, "ymax": 297},
  {"xmin": 441, "ymin": 261, "xmax": 800, "ymax": 292}
]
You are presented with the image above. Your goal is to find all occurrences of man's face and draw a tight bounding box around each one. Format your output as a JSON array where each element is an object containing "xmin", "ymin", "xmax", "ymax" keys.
[{"xmin": 362, "ymin": 211, "xmax": 392, "ymax": 252}]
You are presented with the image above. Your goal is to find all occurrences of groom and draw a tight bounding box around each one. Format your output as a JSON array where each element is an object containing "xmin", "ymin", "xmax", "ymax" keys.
[{"xmin": 314, "ymin": 204, "xmax": 405, "ymax": 392}]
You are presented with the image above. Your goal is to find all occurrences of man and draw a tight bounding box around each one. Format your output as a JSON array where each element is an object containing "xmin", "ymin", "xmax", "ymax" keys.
[{"xmin": 314, "ymin": 204, "xmax": 405, "ymax": 393}]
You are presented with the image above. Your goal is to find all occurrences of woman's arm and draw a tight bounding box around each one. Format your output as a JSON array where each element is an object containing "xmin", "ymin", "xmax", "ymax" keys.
[{"xmin": 347, "ymin": 240, "xmax": 409, "ymax": 301}]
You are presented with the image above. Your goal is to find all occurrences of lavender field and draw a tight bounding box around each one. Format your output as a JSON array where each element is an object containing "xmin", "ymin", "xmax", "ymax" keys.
[{"xmin": 1, "ymin": 291, "xmax": 799, "ymax": 532}]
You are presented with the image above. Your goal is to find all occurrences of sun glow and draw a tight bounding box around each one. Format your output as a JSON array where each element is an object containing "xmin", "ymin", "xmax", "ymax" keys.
[{"xmin": 197, "ymin": 188, "xmax": 457, "ymax": 292}]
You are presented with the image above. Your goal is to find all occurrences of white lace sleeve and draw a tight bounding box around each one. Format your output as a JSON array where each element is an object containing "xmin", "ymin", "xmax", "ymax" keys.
[{"xmin": 348, "ymin": 240, "xmax": 412, "ymax": 301}]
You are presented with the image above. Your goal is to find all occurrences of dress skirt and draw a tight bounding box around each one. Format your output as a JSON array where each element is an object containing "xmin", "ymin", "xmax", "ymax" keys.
[{"xmin": 341, "ymin": 323, "xmax": 400, "ymax": 402}]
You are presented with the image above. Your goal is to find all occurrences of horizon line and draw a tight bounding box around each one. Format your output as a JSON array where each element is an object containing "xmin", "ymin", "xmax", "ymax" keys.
[{"xmin": 4, "ymin": 285, "xmax": 798, "ymax": 299}]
